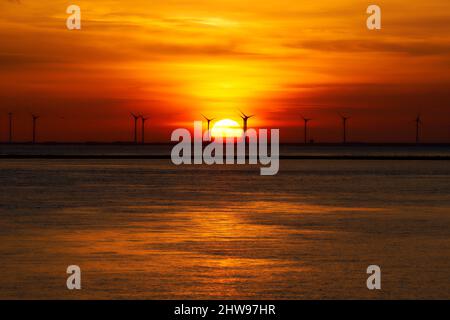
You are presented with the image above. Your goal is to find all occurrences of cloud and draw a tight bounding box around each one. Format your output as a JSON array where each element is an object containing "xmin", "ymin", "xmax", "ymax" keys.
[{"xmin": 290, "ymin": 39, "xmax": 450, "ymax": 56}]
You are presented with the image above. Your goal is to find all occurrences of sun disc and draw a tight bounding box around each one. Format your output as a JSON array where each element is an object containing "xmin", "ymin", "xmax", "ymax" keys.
[{"xmin": 211, "ymin": 119, "xmax": 242, "ymax": 138}]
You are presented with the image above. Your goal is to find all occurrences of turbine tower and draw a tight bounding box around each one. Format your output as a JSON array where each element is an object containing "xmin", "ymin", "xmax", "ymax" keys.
[
  {"xmin": 131, "ymin": 112, "xmax": 140, "ymax": 144},
  {"xmin": 8, "ymin": 112, "xmax": 12, "ymax": 143},
  {"xmin": 301, "ymin": 116, "xmax": 312, "ymax": 144},
  {"xmin": 339, "ymin": 113, "xmax": 350, "ymax": 144},
  {"xmin": 141, "ymin": 116, "xmax": 149, "ymax": 144},
  {"xmin": 201, "ymin": 114, "xmax": 215, "ymax": 141},
  {"xmin": 32, "ymin": 114, "xmax": 39, "ymax": 144},
  {"xmin": 415, "ymin": 113, "xmax": 423, "ymax": 144}
]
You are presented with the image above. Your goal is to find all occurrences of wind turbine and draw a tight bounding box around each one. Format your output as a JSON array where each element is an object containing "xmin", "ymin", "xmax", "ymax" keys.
[
  {"xmin": 32, "ymin": 114, "xmax": 39, "ymax": 144},
  {"xmin": 141, "ymin": 115, "xmax": 149, "ymax": 144},
  {"xmin": 239, "ymin": 110, "xmax": 254, "ymax": 134},
  {"xmin": 301, "ymin": 116, "xmax": 312, "ymax": 144},
  {"xmin": 339, "ymin": 113, "xmax": 350, "ymax": 144},
  {"xmin": 8, "ymin": 112, "xmax": 12, "ymax": 143},
  {"xmin": 131, "ymin": 112, "xmax": 140, "ymax": 144},
  {"xmin": 415, "ymin": 113, "xmax": 423, "ymax": 144},
  {"xmin": 201, "ymin": 114, "xmax": 215, "ymax": 141}
]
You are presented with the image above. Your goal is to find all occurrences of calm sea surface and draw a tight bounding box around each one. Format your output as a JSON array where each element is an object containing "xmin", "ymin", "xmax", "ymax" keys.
[{"xmin": 0, "ymin": 146, "xmax": 449, "ymax": 299}]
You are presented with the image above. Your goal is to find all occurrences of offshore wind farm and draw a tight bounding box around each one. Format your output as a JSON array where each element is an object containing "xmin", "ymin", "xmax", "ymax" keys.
[{"xmin": 0, "ymin": 110, "xmax": 445, "ymax": 145}]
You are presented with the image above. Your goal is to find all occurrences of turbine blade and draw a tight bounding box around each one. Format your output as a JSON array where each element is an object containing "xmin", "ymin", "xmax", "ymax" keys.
[{"xmin": 239, "ymin": 109, "xmax": 249, "ymax": 118}]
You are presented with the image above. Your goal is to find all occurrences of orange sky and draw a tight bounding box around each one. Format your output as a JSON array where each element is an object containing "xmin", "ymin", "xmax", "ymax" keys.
[{"xmin": 1, "ymin": 0, "xmax": 449, "ymax": 142}]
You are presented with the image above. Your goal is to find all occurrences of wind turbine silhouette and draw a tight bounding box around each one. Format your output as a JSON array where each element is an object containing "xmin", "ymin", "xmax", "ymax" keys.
[
  {"xmin": 239, "ymin": 110, "xmax": 254, "ymax": 134},
  {"xmin": 339, "ymin": 113, "xmax": 350, "ymax": 144},
  {"xmin": 32, "ymin": 114, "xmax": 39, "ymax": 144},
  {"xmin": 201, "ymin": 114, "xmax": 215, "ymax": 141},
  {"xmin": 415, "ymin": 113, "xmax": 423, "ymax": 144},
  {"xmin": 301, "ymin": 116, "xmax": 312, "ymax": 144},
  {"xmin": 141, "ymin": 115, "xmax": 149, "ymax": 144},
  {"xmin": 8, "ymin": 112, "xmax": 13, "ymax": 143},
  {"xmin": 131, "ymin": 113, "xmax": 140, "ymax": 144}
]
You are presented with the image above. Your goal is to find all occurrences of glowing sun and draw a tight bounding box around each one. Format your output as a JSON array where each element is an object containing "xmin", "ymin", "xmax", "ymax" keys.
[{"xmin": 211, "ymin": 119, "xmax": 242, "ymax": 138}]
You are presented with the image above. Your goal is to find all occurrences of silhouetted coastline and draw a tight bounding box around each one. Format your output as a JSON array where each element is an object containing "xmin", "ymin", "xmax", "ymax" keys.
[{"xmin": 1, "ymin": 143, "xmax": 449, "ymax": 160}]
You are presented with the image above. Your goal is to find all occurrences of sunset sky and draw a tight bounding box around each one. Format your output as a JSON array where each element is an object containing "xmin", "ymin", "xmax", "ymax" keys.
[{"xmin": 1, "ymin": 0, "xmax": 449, "ymax": 142}]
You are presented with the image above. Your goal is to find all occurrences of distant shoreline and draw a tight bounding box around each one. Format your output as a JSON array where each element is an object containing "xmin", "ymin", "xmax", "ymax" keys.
[
  {"xmin": 1, "ymin": 155, "xmax": 449, "ymax": 160},
  {"xmin": 2, "ymin": 143, "xmax": 449, "ymax": 160},
  {"xmin": 1, "ymin": 142, "xmax": 450, "ymax": 147}
]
